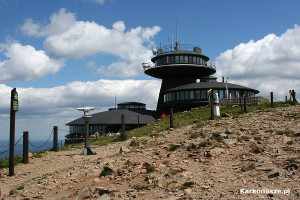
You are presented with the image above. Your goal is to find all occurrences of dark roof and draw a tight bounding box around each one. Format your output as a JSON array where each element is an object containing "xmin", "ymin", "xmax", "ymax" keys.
[
  {"xmin": 118, "ymin": 102, "xmax": 146, "ymax": 106},
  {"xmin": 66, "ymin": 108, "xmax": 157, "ymax": 126},
  {"xmin": 166, "ymin": 82, "xmax": 259, "ymax": 94}
]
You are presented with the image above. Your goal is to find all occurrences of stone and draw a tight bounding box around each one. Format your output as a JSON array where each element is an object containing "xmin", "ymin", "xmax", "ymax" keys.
[
  {"xmin": 158, "ymin": 179, "xmax": 168, "ymax": 188},
  {"xmin": 95, "ymin": 187, "xmax": 110, "ymax": 196},
  {"xmin": 77, "ymin": 186, "xmax": 90, "ymax": 199},
  {"xmin": 268, "ymin": 172, "xmax": 280, "ymax": 179},
  {"xmin": 184, "ymin": 188, "xmax": 192, "ymax": 194},
  {"xmin": 167, "ymin": 183, "xmax": 177, "ymax": 191},
  {"xmin": 98, "ymin": 193, "xmax": 110, "ymax": 200}
]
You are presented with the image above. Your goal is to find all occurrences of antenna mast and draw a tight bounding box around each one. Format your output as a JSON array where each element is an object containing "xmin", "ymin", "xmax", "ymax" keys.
[{"xmin": 175, "ymin": 19, "xmax": 180, "ymax": 51}]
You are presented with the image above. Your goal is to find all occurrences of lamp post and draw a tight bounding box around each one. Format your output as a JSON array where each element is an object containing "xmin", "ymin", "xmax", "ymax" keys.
[{"xmin": 77, "ymin": 107, "xmax": 95, "ymax": 155}]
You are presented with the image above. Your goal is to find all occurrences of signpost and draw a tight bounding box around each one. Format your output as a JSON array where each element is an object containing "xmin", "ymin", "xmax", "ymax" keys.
[{"xmin": 9, "ymin": 88, "xmax": 18, "ymax": 176}]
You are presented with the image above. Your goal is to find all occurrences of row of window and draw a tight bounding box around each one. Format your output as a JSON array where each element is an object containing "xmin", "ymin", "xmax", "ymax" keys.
[
  {"xmin": 155, "ymin": 55, "xmax": 206, "ymax": 66},
  {"xmin": 164, "ymin": 89, "xmax": 255, "ymax": 102},
  {"xmin": 69, "ymin": 125, "xmax": 107, "ymax": 134},
  {"xmin": 118, "ymin": 104, "xmax": 145, "ymax": 109}
]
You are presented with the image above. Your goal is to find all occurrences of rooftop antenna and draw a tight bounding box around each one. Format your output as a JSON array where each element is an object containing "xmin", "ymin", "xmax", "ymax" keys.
[
  {"xmin": 169, "ymin": 34, "xmax": 174, "ymax": 52},
  {"xmin": 176, "ymin": 18, "xmax": 178, "ymax": 43},
  {"xmin": 175, "ymin": 19, "xmax": 180, "ymax": 51}
]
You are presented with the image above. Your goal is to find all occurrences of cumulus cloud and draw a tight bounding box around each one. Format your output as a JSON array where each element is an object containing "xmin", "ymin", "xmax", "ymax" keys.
[
  {"xmin": 216, "ymin": 25, "xmax": 300, "ymax": 98},
  {"xmin": 0, "ymin": 42, "xmax": 65, "ymax": 82},
  {"xmin": 0, "ymin": 79, "xmax": 160, "ymax": 116},
  {"xmin": 91, "ymin": 0, "xmax": 105, "ymax": 5},
  {"xmin": 21, "ymin": 8, "xmax": 76, "ymax": 37},
  {"xmin": 0, "ymin": 79, "xmax": 161, "ymax": 139},
  {"xmin": 21, "ymin": 9, "xmax": 161, "ymax": 78}
]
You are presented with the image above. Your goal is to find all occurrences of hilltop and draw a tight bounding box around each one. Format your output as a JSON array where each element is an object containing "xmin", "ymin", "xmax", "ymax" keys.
[{"xmin": 0, "ymin": 103, "xmax": 299, "ymax": 200}]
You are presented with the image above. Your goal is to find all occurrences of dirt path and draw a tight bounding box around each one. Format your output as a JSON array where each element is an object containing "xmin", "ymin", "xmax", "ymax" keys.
[{"xmin": 0, "ymin": 105, "xmax": 299, "ymax": 199}]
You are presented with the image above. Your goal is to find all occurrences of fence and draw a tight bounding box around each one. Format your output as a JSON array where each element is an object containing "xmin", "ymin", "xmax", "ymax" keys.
[{"xmin": 219, "ymin": 97, "xmax": 260, "ymax": 106}]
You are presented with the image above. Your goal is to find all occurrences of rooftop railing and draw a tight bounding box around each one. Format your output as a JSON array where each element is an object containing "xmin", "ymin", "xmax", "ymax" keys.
[
  {"xmin": 142, "ymin": 61, "xmax": 216, "ymax": 71},
  {"xmin": 155, "ymin": 43, "xmax": 202, "ymax": 54}
]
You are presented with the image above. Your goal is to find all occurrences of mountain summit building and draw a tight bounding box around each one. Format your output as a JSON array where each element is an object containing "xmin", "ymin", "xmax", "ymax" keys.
[{"xmin": 142, "ymin": 42, "xmax": 259, "ymax": 113}]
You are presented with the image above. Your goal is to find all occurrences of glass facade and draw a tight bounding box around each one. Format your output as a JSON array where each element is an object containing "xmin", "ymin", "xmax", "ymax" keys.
[
  {"xmin": 163, "ymin": 89, "xmax": 255, "ymax": 102},
  {"xmin": 155, "ymin": 55, "xmax": 207, "ymax": 66},
  {"xmin": 69, "ymin": 124, "xmax": 107, "ymax": 135}
]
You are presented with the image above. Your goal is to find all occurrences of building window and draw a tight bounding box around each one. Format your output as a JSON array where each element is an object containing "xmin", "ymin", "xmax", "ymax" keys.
[
  {"xmin": 189, "ymin": 56, "xmax": 193, "ymax": 64},
  {"xmin": 184, "ymin": 56, "xmax": 188, "ymax": 64},
  {"xmin": 193, "ymin": 57, "xmax": 197, "ymax": 64},
  {"xmin": 201, "ymin": 90, "xmax": 207, "ymax": 99},
  {"xmin": 219, "ymin": 90, "xmax": 224, "ymax": 98},
  {"xmin": 195, "ymin": 90, "xmax": 200, "ymax": 99},
  {"xmin": 171, "ymin": 92, "xmax": 176, "ymax": 101},
  {"xmin": 175, "ymin": 56, "xmax": 179, "ymax": 63},
  {"xmin": 231, "ymin": 90, "xmax": 236, "ymax": 98},
  {"xmin": 180, "ymin": 91, "xmax": 185, "ymax": 100},
  {"xmin": 185, "ymin": 91, "xmax": 189, "ymax": 100},
  {"xmin": 180, "ymin": 56, "xmax": 184, "ymax": 63},
  {"xmin": 190, "ymin": 91, "xmax": 194, "ymax": 99}
]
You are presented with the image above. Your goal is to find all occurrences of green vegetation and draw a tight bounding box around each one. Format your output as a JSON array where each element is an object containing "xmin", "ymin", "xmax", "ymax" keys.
[
  {"xmin": 1, "ymin": 101, "xmax": 297, "ymax": 170},
  {"xmin": 210, "ymin": 132, "xmax": 223, "ymax": 142},
  {"xmin": 99, "ymin": 166, "xmax": 114, "ymax": 177},
  {"xmin": 241, "ymin": 163, "xmax": 256, "ymax": 172},
  {"xmin": 129, "ymin": 139, "xmax": 139, "ymax": 147},
  {"xmin": 16, "ymin": 184, "xmax": 25, "ymax": 190},
  {"xmin": 198, "ymin": 141, "xmax": 212, "ymax": 148},
  {"xmin": 146, "ymin": 165, "xmax": 155, "ymax": 173},
  {"xmin": 0, "ymin": 155, "xmax": 22, "ymax": 169},
  {"xmin": 169, "ymin": 144, "xmax": 181, "ymax": 151}
]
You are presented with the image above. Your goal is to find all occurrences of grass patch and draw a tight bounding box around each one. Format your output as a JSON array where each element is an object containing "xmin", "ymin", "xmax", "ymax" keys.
[
  {"xmin": 210, "ymin": 132, "xmax": 223, "ymax": 142},
  {"xmin": 241, "ymin": 163, "xmax": 256, "ymax": 172},
  {"xmin": 169, "ymin": 144, "xmax": 181, "ymax": 151},
  {"xmin": 129, "ymin": 139, "xmax": 139, "ymax": 147},
  {"xmin": 0, "ymin": 155, "xmax": 23, "ymax": 169},
  {"xmin": 16, "ymin": 185, "xmax": 25, "ymax": 190},
  {"xmin": 99, "ymin": 166, "xmax": 114, "ymax": 177},
  {"xmin": 198, "ymin": 141, "xmax": 212, "ymax": 148}
]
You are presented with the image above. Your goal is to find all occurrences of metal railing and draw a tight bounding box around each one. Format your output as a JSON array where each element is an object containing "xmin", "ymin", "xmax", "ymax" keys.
[
  {"xmin": 142, "ymin": 61, "xmax": 216, "ymax": 71},
  {"xmin": 219, "ymin": 97, "xmax": 260, "ymax": 106}
]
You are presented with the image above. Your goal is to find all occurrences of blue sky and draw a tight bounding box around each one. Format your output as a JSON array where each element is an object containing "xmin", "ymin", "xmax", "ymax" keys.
[{"xmin": 1, "ymin": 0, "xmax": 300, "ymax": 140}]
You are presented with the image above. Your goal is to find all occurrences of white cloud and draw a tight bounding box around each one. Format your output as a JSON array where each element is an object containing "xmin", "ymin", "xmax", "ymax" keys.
[
  {"xmin": 91, "ymin": 0, "xmax": 105, "ymax": 5},
  {"xmin": 0, "ymin": 79, "xmax": 160, "ymax": 139},
  {"xmin": 216, "ymin": 25, "xmax": 300, "ymax": 99},
  {"xmin": 44, "ymin": 20, "xmax": 161, "ymax": 77},
  {"xmin": 21, "ymin": 8, "xmax": 76, "ymax": 37},
  {"xmin": 21, "ymin": 9, "xmax": 161, "ymax": 78},
  {"xmin": 0, "ymin": 42, "xmax": 65, "ymax": 82}
]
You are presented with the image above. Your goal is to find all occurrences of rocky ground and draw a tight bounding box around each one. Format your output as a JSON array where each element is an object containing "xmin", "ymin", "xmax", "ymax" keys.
[{"xmin": 0, "ymin": 104, "xmax": 299, "ymax": 200}]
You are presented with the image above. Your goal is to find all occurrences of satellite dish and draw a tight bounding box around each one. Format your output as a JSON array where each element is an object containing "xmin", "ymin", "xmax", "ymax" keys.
[{"xmin": 152, "ymin": 48, "xmax": 157, "ymax": 55}]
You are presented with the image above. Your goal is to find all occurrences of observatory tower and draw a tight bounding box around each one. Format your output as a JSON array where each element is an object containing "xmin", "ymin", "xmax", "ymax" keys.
[
  {"xmin": 143, "ymin": 41, "xmax": 259, "ymax": 113},
  {"xmin": 143, "ymin": 42, "xmax": 216, "ymax": 112}
]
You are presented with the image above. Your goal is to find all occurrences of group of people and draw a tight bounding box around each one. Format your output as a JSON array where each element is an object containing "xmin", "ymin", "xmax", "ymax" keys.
[{"xmin": 89, "ymin": 130, "xmax": 121, "ymax": 138}]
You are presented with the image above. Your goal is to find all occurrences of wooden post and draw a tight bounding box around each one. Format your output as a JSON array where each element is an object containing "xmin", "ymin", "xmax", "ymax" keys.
[
  {"xmin": 23, "ymin": 131, "xmax": 29, "ymax": 164},
  {"xmin": 270, "ymin": 92, "xmax": 274, "ymax": 107},
  {"xmin": 9, "ymin": 88, "xmax": 18, "ymax": 176},
  {"xmin": 53, "ymin": 126, "xmax": 58, "ymax": 151},
  {"xmin": 239, "ymin": 96, "xmax": 242, "ymax": 111},
  {"xmin": 170, "ymin": 108, "xmax": 174, "ymax": 129},
  {"xmin": 210, "ymin": 91, "xmax": 214, "ymax": 120},
  {"xmin": 292, "ymin": 90, "xmax": 296, "ymax": 102},
  {"xmin": 285, "ymin": 96, "xmax": 288, "ymax": 102},
  {"xmin": 121, "ymin": 114, "xmax": 125, "ymax": 140},
  {"xmin": 137, "ymin": 115, "xmax": 140, "ymax": 128},
  {"xmin": 243, "ymin": 95, "xmax": 247, "ymax": 112}
]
